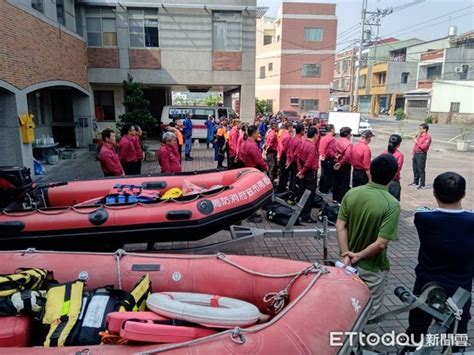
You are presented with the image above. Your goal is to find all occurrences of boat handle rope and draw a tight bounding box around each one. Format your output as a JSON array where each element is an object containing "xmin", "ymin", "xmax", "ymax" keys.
[{"xmin": 135, "ymin": 262, "xmax": 327, "ymax": 355}]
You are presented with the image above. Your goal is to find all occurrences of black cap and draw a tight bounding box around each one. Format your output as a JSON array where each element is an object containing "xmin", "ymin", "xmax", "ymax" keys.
[{"xmin": 361, "ymin": 130, "xmax": 375, "ymax": 138}]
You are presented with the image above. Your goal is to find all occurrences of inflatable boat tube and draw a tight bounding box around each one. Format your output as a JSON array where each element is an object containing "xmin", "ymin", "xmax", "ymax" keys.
[
  {"xmin": 120, "ymin": 319, "xmax": 217, "ymax": 344},
  {"xmin": 106, "ymin": 312, "xmax": 167, "ymax": 334},
  {"xmin": 146, "ymin": 292, "xmax": 260, "ymax": 328}
]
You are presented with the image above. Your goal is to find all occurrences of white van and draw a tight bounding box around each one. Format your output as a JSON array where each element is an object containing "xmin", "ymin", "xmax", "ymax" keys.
[{"xmin": 161, "ymin": 106, "xmax": 238, "ymax": 139}]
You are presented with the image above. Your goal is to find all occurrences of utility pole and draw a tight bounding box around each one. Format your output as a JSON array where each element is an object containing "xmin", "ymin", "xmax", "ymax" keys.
[{"xmin": 352, "ymin": 0, "xmax": 367, "ymax": 112}]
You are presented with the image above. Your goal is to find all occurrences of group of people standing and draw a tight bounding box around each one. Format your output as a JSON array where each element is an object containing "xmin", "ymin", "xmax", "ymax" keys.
[{"xmin": 98, "ymin": 123, "xmax": 144, "ymax": 177}]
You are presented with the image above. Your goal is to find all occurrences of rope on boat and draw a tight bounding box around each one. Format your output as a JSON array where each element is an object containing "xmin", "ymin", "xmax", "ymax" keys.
[{"xmin": 135, "ymin": 262, "xmax": 328, "ymax": 355}]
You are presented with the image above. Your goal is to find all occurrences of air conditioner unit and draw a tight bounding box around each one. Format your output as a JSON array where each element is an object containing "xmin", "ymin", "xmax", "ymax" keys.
[{"xmin": 454, "ymin": 66, "xmax": 463, "ymax": 73}]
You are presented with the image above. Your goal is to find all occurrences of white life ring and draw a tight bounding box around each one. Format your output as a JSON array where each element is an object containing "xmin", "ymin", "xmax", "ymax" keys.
[{"xmin": 146, "ymin": 292, "xmax": 260, "ymax": 328}]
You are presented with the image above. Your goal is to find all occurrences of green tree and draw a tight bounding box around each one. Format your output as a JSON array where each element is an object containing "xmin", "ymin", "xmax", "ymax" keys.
[
  {"xmin": 204, "ymin": 95, "xmax": 221, "ymax": 107},
  {"xmin": 119, "ymin": 74, "xmax": 157, "ymax": 136},
  {"xmin": 255, "ymin": 98, "xmax": 272, "ymax": 115}
]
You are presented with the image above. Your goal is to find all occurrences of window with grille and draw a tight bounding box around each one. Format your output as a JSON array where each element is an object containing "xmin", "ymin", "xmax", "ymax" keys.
[
  {"xmin": 260, "ymin": 66, "xmax": 266, "ymax": 79},
  {"xmin": 212, "ymin": 11, "xmax": 242, "ymax": 51},
  {"xmin": 128, "ymin": 8, "xmax": 159, "ymax": 48},
  {"xmin": 301, "ymin": 99, "xmax": 319, "ymax": 111},
  {"xmin": 408, "ymin": 100, "xmax": 428, "ymax": 108},
  {"xmin": 401, "ymin": 72, "xmax": 409, "ymax": 84},
  {"xmin": 31, "ymin": 0, "xmax": 43, "ymax": 13},
  {"xmin": 264, "ymin": 35, "xmax": 272, "ymax": 45},
  {"xmin": 86, "ymin": 7, "xmax": 117, "ymax": 47},
  {"xmin": 304, "ymin": 28, "xmax": 323, "ymax": 41},
  {"xmin": 302, "ymin": 64, "xmax": 321, "ymax": 77},
  {"xmin": 427, "ymin": 65, "xmax": 442, "ymax": 80},
  {"xmin": 268, "ymin": 63, "xmax": 273, "ymax": 71},
  {"xmin": 290, "ymin": 97, "xmax": 299, "ymax": 106},
  {"xmin": 450, "ymin": 102, "xmax": 460, "ymax": 113}
]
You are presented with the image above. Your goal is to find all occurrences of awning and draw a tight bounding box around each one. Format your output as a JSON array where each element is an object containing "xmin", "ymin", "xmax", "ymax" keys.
[{"xmin": 79, "ymin": 1, "xmax": 261, "ymax": 12}]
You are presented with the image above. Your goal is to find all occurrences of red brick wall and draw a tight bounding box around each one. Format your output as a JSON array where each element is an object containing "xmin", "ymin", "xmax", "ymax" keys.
[
  {"xmin": 282, "ymin": 2, "xmax": 336, "ymax": 16},
  {"xmin": 0, "ymin": 2, "xmax": 88, "ymax": 90},
  {"xmin": 87, "ymin": 48, "xmax": 120, "ymax": 68},
  {"xmin": 420, "ymin": 49, "xmax": 444, "ymax": 62},
  {"xmin": 418, "ymin": 80, "xmax": 433, "ymax": 89},
  {"xmin": 129, "ymin": 49, "xmax": 161, "ymax": 69},
  {"xmin": 212, "ymin": 52, "xmax": 242, "ymax": 71}
]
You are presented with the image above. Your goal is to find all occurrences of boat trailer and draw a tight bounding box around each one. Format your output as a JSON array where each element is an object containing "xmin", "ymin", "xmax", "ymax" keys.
[{"xmin": 156, "ymin": 190, "xmax": 334, "ymax": 263}]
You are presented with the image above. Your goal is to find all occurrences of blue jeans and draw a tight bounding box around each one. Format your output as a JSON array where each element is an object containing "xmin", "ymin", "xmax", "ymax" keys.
[{"xmin": 185, "ymin": 136, "xmax": 192, "ymax": 155}]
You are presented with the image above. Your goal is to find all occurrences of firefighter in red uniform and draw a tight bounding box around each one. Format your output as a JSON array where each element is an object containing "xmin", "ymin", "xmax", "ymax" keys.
[
  {"xmin": 318, "ymin": 124, "xmax": 336, "ymax": 194},
  {"xmin": 333, "ymin": 127, "xmax": 353, "ymax": 203},
  {"xmin": 351, "ymin": 130, "xmax": 374, "ymax": 187},
  {"xmin": 276, "ymin": 122, "xmax": 293, "ymax": 192},
  {"xmin": 265, "ymin": 121, "xmax": 279, "ymax": 181},
  {"xmin": 238, "ymin": 125, "xmax": 268, "ymax": 172},
  {"xmin": 118, "ymin": 123, "xmax": 140, "ymax": 175},
  {"xmin": 227, "ymin": 119, "xmax": 240, "ymax": 169},
  {"xmin": 286, "ymin": 123, "xmax": 305, "ymax": 192},
  {"xmin": 296, "ymin": 126, "xmax": 319, "ymax": 223},
  {"xmin": 99, "ymin": 129, "xmax": 124, "ymax": 177}
]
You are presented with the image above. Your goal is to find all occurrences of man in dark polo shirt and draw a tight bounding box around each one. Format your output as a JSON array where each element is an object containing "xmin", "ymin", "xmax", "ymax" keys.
[
  {"xmin": 404, "ymin": 172, "xmax": 473, "ymax": 352},
  {"xmin": 336, "ymin": 154, "xmax": 400, "ymax": 322}
]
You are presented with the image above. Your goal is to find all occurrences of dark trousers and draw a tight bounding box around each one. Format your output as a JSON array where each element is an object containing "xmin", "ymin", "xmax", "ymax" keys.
[
  {"xmin": 333, "ymin": 164, "xmax": 351, "ymax": 203},
  {"xmin": 217, "ymin": 146, "xmax": 225, "ymax": 168},
  {"xmin": 388, "ymin": 179, "xmax": 401, "ymax": 201},
  {"xmin": 266, "ymin": 149, "xmax": 278, "ymax": 182},
  {"xmin": 288, "ymin": 162, "xmax": 298, "ymax": 192},
  {"xmin": 404, "ymin": 276, "xmax": 471, "ymax": 353},
  {"xmin": 352, "ymin": 168, "xmax": 369, "ymax": 187},
  {"xmin": 178, "ymin": 145, "xmax": 182, "ymax": 162},
  {"xmin": 123, "ymin": 161, "xmax": 140, "ymax": 175},
  {"xmin": 277, "ymin": 154, "xmax": 289, "ymax": 192},
  {"xmin": 319, "ymin": 158, "xmax": 335, "ymax": 193},
  {"xmin": 413, "ymin": 152, "xmax": 427, "ymax": 186},
  {"xmin": 297, "ymin": 170, "xmax": 316, "ymax": 218}
]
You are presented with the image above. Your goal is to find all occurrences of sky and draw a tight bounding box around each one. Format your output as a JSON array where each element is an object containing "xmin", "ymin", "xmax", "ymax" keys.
[{"xmin": 257, "ymin": 0, "xmax": 474, "ymax": 50}]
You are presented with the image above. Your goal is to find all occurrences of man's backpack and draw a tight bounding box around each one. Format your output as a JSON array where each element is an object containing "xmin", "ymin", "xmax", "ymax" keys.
[
  {"xmin": 266, "ymin": 202, "xmax": 300, "ymax": 226},
  {"xmin": 319, "ymin": 204, "xmax": 339, "ymax": 225}
]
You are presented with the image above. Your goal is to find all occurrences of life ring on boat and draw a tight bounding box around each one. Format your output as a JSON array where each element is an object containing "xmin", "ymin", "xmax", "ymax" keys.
[{"xmin": 146, "ymin": 292, "xmax": 260, "ymax": 328}]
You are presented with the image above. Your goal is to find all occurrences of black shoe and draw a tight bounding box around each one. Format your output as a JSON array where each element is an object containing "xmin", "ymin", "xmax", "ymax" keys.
[
  {"xmin": 417, "ymin": 185, "xmax": 428, "ymax": 190},
  {"xmin": 408, "ymin": 182, "xmax": 418, "ymax": 186},
  {"xmin": 188, "ymin": 156, "xmax": 194, "ymax": 161},
  {"xmin": 185, "ymin": 157, "xmax": 192, "ymax": 161},
  {"xmin": 301, "ymin": 217, "xmax": 318, "ymax": 224}
]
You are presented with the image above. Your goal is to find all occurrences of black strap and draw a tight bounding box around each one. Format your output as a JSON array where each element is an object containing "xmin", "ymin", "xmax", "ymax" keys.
[
  {"xmin": 21, "ymin": 290, "xmax": 33, "ymax": 314},
  {"xmin": 49, "ymin": 283, "xmax": 72, "ymax": 347}
]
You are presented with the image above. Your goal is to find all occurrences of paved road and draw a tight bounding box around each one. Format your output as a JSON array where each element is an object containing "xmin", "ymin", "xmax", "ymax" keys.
[{"xmin": 368, "ymin": 117, "xmax": 474, "ymax": 146}]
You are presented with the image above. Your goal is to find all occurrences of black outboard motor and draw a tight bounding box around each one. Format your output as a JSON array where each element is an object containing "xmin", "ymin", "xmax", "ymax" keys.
[{"xmin": 0, "ymin": 167, "xmax": 33, "ymax": 209}]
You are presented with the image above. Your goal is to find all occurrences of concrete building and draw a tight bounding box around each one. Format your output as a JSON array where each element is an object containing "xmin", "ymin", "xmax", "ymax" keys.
[
  {"xmin": 331, "ymin": 48, "xmax": 355, "ymax": 108},
  {"xmin": 255, "ymin": 1, "xmax": 337, "ymax": 114},
  {"xmin": 405, "ymin": 29, "xmax": 474, "ymax": 122},
  {"xmin": 0, "ymin": 0, "xmax": 91, "ymax": 170},
  {"xmin": 1, "ymin": 0, "xmax": 260, "ymax": 170},
  {"xmin": 356, "ymin": 38, "xmax": 424, "ymax": 115}
]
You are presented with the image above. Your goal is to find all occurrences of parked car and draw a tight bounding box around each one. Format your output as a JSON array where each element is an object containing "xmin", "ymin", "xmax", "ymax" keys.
[{"xmin": 354, "ymin": 119, "xmax": 372, "ymax": 136}]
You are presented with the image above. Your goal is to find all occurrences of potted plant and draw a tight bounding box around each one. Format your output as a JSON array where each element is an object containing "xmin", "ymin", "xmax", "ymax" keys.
[{"xmin": 456, "ymin": 126, "xmax": 472, "ymax": 152}]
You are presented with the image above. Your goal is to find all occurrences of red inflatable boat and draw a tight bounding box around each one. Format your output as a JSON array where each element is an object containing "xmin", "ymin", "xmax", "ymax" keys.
[
  {"xmin": 0, "ymin": 168, "xmax": 273, "ymax": 250},
  {"xmin": 0, "ymin": 250, "xmax": 372, "ymax": 354}
]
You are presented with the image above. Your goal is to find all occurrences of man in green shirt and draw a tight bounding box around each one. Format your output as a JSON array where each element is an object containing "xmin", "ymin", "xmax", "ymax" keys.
[{"xmin": 336, "ymin": 154, "xmax": 400, "ymax": 322}]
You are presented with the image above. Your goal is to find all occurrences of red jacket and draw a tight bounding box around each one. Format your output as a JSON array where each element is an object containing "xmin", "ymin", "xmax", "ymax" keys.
[
  {"xmin": 237, "ymin": 131, "xmax": 245, "ymax": 153},
  {"xmin": 157, "ymin": 143, "xmax": 181, "ymax": 174},
  {"xmin": 384, "ymin": 149, "xmax": 405, "ymax": 180},
  {"xmin": 239, "ymin": 139, "xmax": 268, "ymax": 172},
  {"xmin": 134, "ymin": 136, "xmax": 144, "ymax": 161},
  {"xmin": 99, "ymin": 143, "xmax": 124, "ymax": 176},
  {"xmin": 298, "ymin": 139, "xmax": 319, "ymax": 175},
  {"xmin": 319, "ymin": 134, "xmax": 336, "ymax": 159},
  {"xmin": 351, "ymin": 141, "xmax": 371, "ymax": 170},
  {"xmin": 265, "ymin": 129, "xmax": 278, "ymax": 152},
  {"xmin": 334, "ymin": 137, "xmax": 353, "ymax": 166},
  {"xmin": 286, "ymin": 134, "xmax": 303, "ymax": 165},
  {"xmin": 413, "ymin": 132, "xmax": 432, "ymax": 154},
  {"xmin": 228, "ymin": 127, "xmax": 239, "ymax": 157},
  {"xmin": 277, "ymin": 130, "xmax": 291, "ymax": 160},
  {"xmin": 119, "ymin": 135, "xmax": 138, "ymax": 163}
]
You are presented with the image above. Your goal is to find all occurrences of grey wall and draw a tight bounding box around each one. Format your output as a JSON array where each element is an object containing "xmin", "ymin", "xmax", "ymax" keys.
[
  {"xmin": 443, "ymin": 48, "xmax": 474, "ymax": 81},
  {"xmin": 0, "ymin": 90, "xmax": 22, "ymax": 167},
  {"xmin": 387, "ymin": 61, "xmax": 418, "ymax": 94}
]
